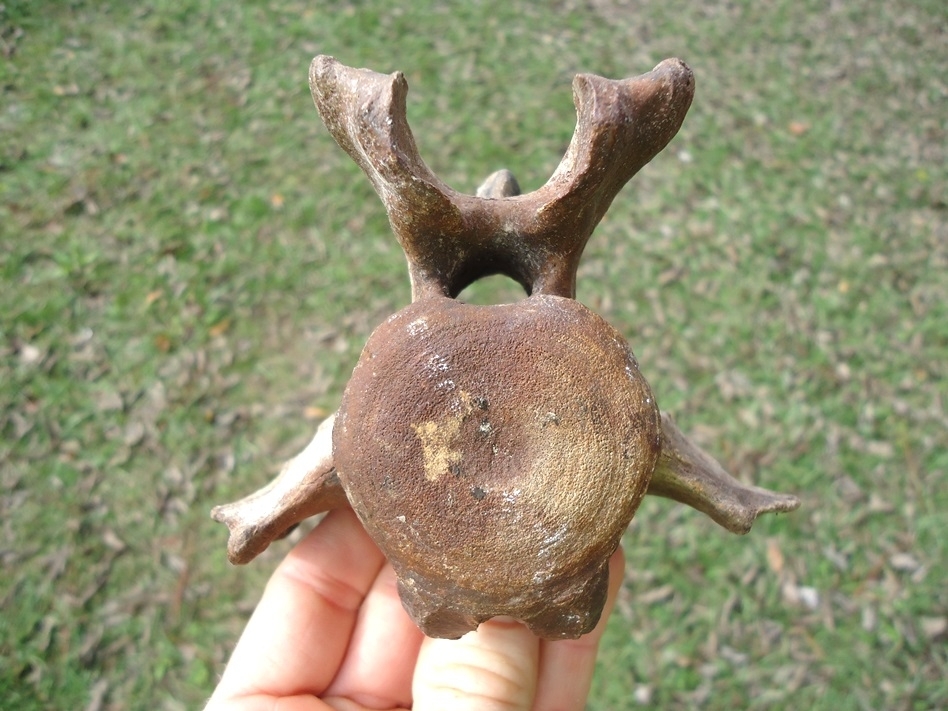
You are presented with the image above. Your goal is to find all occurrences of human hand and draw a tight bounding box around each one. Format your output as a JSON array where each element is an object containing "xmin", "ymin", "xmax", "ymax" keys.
[{"xmin": 206, "ymin": 507, "xmax": 624, "ymax": 711}]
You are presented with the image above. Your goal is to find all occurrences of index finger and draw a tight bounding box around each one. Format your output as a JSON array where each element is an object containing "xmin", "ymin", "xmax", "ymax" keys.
[
  {"xmin": 532, "ymin": 546, "xmax": 625, "ymax": 710},
  {"xmin": 210, "ymin": 508, "xmax": 386, "ymax": 703}
]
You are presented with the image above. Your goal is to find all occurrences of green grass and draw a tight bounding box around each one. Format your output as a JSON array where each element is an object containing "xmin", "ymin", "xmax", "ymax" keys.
[{"xmin": 2, "ymin": 0, "xmax": 945, "ymax": 709}]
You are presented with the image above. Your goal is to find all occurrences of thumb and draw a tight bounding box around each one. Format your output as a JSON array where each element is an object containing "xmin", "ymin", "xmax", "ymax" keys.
[
  {"xmin": 412, "ymin": 616, "xmax": 540, "ymax": 711},
  {"xmin": 410, "ymin": 548, "xmax": 624, "ymax": 711}
]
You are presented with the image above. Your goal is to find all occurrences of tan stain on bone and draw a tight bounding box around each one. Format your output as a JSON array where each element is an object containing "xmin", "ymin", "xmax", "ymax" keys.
[
  {"xmin": 413, "ymin": 419, "xmax": 462, "ymax": 482},
  {"xmin": 412, "ymin": 391, "xmax": 477, "ymax": 482}
]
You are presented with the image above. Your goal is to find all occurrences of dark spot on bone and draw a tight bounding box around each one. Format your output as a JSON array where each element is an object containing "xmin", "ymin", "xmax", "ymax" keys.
[
  {"xmin": 276, "ymin": 523, "xmax": 300, "ymax": 540},
  {"xmin": 471, "ymin": 486, "xmax": 486, "ymax": 500}
]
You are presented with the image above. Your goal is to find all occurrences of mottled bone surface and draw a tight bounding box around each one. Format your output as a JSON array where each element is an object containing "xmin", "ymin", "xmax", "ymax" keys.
[
  {"xmin": 213, "ymin": 56, "xmax": 800, "ymax": 639},
  {"xmin": 310, "ymin": 55, "xmax": 694, "ymax": 300},
  {"xmin": 649, "ymin": 413, "xmax": 800, "ymax": 534},
  {"xmin": 211, "ymin": 415, "xmax": 345, "ymax": 564},
  {"xmin": 215, "ymin": 412, "xmax": 799, "ymax": 571}
]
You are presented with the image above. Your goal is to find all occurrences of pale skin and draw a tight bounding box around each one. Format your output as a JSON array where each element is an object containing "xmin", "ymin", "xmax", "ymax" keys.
[{"xmin": 206, "ymin": 507, "xmax": 625, "ymax": 711}]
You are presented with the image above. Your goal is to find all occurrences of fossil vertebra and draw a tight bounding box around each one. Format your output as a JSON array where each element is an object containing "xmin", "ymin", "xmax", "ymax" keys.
[{"xmin": 212, "ymin": 56, "xmax": 800, "ymax": 640}]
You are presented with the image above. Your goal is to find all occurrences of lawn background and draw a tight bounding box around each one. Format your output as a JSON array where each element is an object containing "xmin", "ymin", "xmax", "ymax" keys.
[{"xmin": 1, "ymin": 0, "xmax": 945, "ymax": 709}]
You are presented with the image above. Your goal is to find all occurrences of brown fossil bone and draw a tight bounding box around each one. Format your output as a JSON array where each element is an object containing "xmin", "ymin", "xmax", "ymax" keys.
[
  {"xmin": 309, "ymin": 54, "xmax": 695, "ymax": 300},
  {"xmin": 212, "ymin": 56, "xmax": 799, "ymax": 639}
]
